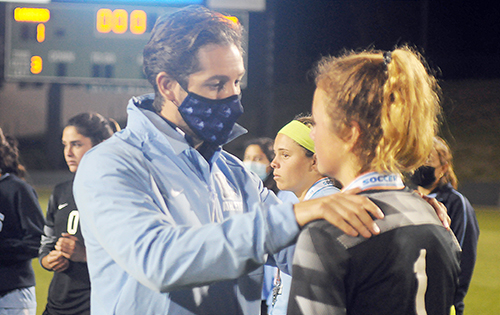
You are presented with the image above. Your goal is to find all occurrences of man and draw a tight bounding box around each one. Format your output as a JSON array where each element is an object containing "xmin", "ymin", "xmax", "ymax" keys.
[{"xmin": 73, "ymin": 6, "xmax": 385, "ymax": 314}]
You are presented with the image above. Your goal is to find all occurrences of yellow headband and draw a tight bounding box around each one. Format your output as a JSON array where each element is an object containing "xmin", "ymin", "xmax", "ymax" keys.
[{"xmin": 277, "ymin": 120, "xmax": 315, "ymax": 153}]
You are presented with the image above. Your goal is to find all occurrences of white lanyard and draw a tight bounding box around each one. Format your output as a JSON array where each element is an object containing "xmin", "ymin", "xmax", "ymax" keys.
[
  {"xmin": 342, "ymin": 171, "xmax": 405, "ymax": 192},
  {"xmin": 304, "ymin": 177, "xmax": 333, "ymax": 201}
]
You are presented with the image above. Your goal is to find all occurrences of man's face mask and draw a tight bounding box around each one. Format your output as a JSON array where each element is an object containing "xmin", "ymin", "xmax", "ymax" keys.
[
  {"xmin": 178, "ymin": 91, "xmax": 244, "ymax": 146},
  {"xmin": 410, "ymin": 165, "xmax": 437, "ymax": 188}
]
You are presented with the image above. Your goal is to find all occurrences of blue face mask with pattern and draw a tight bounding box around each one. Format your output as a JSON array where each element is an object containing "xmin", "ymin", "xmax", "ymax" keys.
[{"xmin": 178, "ymin": 92, "xmax": 244, "ymax": 146}]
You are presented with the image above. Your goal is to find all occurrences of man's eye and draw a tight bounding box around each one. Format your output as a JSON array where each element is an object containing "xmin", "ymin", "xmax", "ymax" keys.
[{"xmin": 209, "ymin": 83, "xmax": 224, "ymax": 90}]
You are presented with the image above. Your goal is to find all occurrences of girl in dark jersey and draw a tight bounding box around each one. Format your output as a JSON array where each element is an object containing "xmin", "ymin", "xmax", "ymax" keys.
[
  {"xmin": 0, "ymin": 127, "xmax": 45, "ymax": 315},
  {"xmin": 39, "ymin": 113, "xmax": 117, "ymax": 315},
  {"xmin": 288, "ymin": 47, "xmax": 461, "ymax": 315},
  {"xmin": 411, "ymin": 136, "xmax": 479, "ymax": 315}
]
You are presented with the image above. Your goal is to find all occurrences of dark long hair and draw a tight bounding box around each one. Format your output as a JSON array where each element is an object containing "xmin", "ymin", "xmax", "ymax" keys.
[
  {"xmin": 66, "ymin": 112, "xmax": 116, "ymax": 146},
  {"xmin": 0, "ymin": 128, "xmax": 26, "ymax": 178}
]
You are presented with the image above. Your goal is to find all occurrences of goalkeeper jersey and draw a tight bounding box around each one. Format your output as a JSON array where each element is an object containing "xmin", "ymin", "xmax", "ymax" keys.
[{"xmin": 288, "ymin": 188, "xmax": 461, "ymax": 315}]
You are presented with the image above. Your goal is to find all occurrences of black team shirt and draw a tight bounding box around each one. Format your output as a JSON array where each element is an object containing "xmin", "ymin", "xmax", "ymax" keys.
[
  {"xmin": 39, "ymin": 179, "xmax": 90, "ymax": 315},
  {"xmin": 288, "ymin": 189, "xmax": 461, "ymax": 315}
]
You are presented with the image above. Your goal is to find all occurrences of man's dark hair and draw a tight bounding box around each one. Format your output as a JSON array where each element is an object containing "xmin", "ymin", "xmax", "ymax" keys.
[{"xmin": 143, "ymin": 5, "xmax": 243, "ymax": 112}]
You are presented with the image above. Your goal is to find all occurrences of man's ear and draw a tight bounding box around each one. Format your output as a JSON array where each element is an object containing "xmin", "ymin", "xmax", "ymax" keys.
[{"xmin": 156, "ymin": 72, "xmax": 179, "ymax": 103}]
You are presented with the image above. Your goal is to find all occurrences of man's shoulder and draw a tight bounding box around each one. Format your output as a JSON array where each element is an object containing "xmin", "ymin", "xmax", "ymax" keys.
[
  {"xmin": 217, "ymin": 150, "xmax": 247, "ymax": 170},
  {"xmin": 219, "ymin": 149, "xmax": 240, "ymax": 162},
  {"xmin": 84, "ymin": 132, "xmax": 142, "ymax": 161}
]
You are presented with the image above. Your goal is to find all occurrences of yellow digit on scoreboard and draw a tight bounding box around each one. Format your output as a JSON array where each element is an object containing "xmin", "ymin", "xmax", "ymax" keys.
[
  {"xmin": 130, "ymin": 10, "xmax": 147, "ymax": 35},
  {"xmin": 96, "ymin": 8, "xmax": 113, "ymax": 33},
  {"xmin": 96, "ymin": 8, "xmax": 147, "ymax": 35},
  {"xmin": 112, "ymin": 9, "xmax": 128, "ymax": 34},
  {"xmin": 30, "ymin": 56, "xmax": 43, "ymax": 74},
  {"xmin": 36, "ymin": 23, "xmax": 46, "ymax": 42}
]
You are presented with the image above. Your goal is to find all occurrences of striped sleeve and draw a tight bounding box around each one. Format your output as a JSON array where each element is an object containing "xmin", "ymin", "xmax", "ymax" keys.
[{"xmin": 287, "ymin": 220, "xmax": 349, "ymax": 315}]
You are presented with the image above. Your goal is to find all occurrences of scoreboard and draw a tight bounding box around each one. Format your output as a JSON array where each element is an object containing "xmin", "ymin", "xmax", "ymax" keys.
[{"xmin": 3, "ymin": 1, "xmax": 248, "ymax": 86}]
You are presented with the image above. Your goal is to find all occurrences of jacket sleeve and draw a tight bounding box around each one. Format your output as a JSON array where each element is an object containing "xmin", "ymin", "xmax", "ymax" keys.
[
  {"xmin": 38, "ymin": 189, "xmax": 59, "ymax": 269},
  {"xmin": 0, "ymin": 182, "xmax": 45, "ymax": 263},
  {"xmin": 73, "ymin": 147, "xmax": 300, "ymax": 293},
  {"xmin": 447, "ymin": 193, "xmax": 480, "ymax": 309}
]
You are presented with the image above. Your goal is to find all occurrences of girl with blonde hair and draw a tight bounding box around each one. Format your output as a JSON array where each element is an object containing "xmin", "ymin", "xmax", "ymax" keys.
[{"xmin": 288, "ymin": 47, "xmax": 461, "ymax": 315}]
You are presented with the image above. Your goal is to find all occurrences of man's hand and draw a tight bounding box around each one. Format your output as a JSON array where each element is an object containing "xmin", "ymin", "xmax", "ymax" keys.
[
  {"xmin": 293, "ymin": 188, "xmax": 384, "ymax": 238},
  {"xmin": 55, "ymin": 233, "xmax": 87, "ymax": 262},
  {"xmin": 41, "ymin": 250, "xmax": 70, "ymax": 272}
]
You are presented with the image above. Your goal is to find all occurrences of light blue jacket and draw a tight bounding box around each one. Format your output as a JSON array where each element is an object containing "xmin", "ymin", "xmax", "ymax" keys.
[
  {"xmin": 73, "ymin": 95, "xmax": 300, "ymax": 315},
  {"xmin": 268, "ymin": 180, "xmax": 340, "ymax": 315}
]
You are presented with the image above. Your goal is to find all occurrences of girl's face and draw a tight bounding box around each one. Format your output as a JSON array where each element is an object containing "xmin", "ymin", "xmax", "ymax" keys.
[
  {"xmin": 62, "ymin": 126, "xmax": 93, "ymax": 173},
  {"xmin": 425, "ymin": 148, "xmax": 447, "ymax": 185},
  {"xmin": 271, "ymin": 133, "xmax": 317, "ymax": 199},
  {"xmin": 243, "ymin": 144, "xmax": 270, "ymax": 165},
  {"xmin": 310, "ymin": 88, "xmax": 351, "ymax": 184},
  {"xmin": 243, "ymin": 144, "xmax": 272, "ymax": 174}
]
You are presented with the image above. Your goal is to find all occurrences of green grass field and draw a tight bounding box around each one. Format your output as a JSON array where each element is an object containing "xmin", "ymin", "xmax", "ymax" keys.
[{"xmin": 31, "ymin": 189, "xmax": 500, "ymax": 315}]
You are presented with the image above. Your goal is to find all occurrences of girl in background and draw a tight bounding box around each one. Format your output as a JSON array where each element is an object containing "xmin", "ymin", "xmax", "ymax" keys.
[
  {"xmin": 266, "ymin": 115, "xmax": 340, "ymax": 315},
  {"xmin": 243, "ymin": 137, "xmax": 279, "ymax": 194},
  {"xmin": 0, "ymin": 127, "xmax": 44, "ymax": 315},
  {"xmin": 39, "ymin": 112, "xmax": 117, "ymax": 315},
  {"xmin": 411, "ymin": 136, "xmax": 479, "ymax": 315}
]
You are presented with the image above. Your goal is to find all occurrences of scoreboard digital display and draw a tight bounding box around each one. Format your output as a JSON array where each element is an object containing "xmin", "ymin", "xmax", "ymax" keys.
[{"xmin": 4, "ymin": 2, "xmax": 248, "ymax": 86}]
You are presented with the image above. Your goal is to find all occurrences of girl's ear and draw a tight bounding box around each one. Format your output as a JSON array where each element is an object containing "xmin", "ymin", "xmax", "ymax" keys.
[
  {"xmin": 345, "ymin": 121, "xmax": 361, "ymax": 152},
  {"xmin": 310, "ymin": 154, "xmax": 318, "ymax": 172}
]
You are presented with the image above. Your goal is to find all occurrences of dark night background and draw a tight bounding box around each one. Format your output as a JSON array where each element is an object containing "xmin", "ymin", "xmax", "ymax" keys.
[
  {"xmin": 241, "ymin": 0, "xmax": 500, "ymax": 135},
  {"xmin": 239, "ymin": 0, "xmax": 500, "ymax": 186},
  {"xmin": 0, "ymin": 0, "xmax": 499, "ymax": 187},
  {"xmin": 259, "ymin": 0, "xmax": 500, "ymax": 83}
]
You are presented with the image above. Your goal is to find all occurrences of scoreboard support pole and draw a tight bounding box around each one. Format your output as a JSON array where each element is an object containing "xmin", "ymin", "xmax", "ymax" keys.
[{"xmin": 46, "ymin": 83, "xmax": 64, "ymax": 169}]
